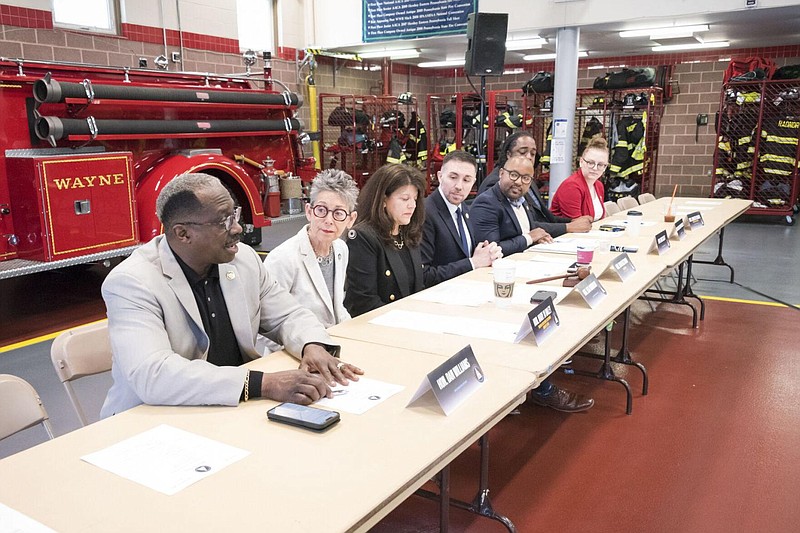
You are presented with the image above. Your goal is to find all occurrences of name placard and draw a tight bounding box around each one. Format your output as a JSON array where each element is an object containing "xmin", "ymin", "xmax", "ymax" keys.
[
  {"xmin": 672, "ymin": 218, "xmax": 687, "ymax": 240},
  {"xmin": 407, "ymin": 345, "xmax": 484, "ymax": 415},
  {"xmin": 514, "ymin": 297, "xmax": 560, "ymax": 344},
  {"xmin": 650, "ymin": 230, "xmax": 671, "ymax": 255},
  {"xmin": 610, "ymin": 252, "xmax": 637, "ymax": 282},
  {"xmin": 687, "ymin": 211, "xmax": 704, "ymax": 229},
  {"xmin": 575, "ymin": 273, "xmax": 608, "ymax": 308}
]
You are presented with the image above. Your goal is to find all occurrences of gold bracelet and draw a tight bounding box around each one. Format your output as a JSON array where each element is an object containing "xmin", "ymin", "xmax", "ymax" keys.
[{"xmin": 243, "ymin": 371, "xmax": 250, "ymax": 402}]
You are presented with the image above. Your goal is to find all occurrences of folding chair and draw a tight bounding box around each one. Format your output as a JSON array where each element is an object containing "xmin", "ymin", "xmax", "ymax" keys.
[
  {"xmin": 0, "ymin": 374, "xmax": 54, "ymax": 442},
  {"xmin": 616, "ymin": 196, "xmax": 639, "ymax": 211},
  {"xmin": 604, "ymin": 201, "xmax": 621, "ymax": 215},
  {"xmin": 50, "ymin": 321, "xmax": 113, "ymax": 426},
  {"xmin": 638, "ymin": 193, "xmax": 656, "ymax": 204}
]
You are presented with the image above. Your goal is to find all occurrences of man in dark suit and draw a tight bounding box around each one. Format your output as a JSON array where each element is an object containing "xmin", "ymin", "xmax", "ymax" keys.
[
  {"xmin": 477, "ymin": 131, "xmax": 592, "ymax": 239},
  {"xmin": 471, "ymin": 155, "xmax": 556, "ymax": 257},
  {"xmin": 421, "ymin": 151, "xmax": 502, "ymax": 287},
  {"xmin": 425, "ymin": 154, "xmax": 593, "ymax": 412}
]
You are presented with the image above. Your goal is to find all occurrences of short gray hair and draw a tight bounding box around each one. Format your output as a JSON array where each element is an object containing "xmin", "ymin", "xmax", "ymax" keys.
[
  {"xmin": 309, "ymin": 169, "xmax": 359, "ymax": 211},
  {"xmin": 156, "ymin": 173, "xmax": 224, "ymax": 228}
]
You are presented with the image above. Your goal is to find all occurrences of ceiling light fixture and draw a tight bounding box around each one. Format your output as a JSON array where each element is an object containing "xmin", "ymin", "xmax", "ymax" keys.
[
  {"xmin": 418, "ymin": 59, "xmax": 466, "ymax": 68},
  {"xmin": 523, "ymin": 51, "xmax": 588, "ymax": 61},
  {"xmin": 358, "ymin": 49, "xmax": 420, "ymax": 60},
  {"xmin": 506, "ymin": 37, "xmax": 547, "ymax": 51},
  {"xmin": 620, "ymin": 24, "xmax": 710, "ymax": 39},
  {"xmin": 652, "ymin": 41, "xmax": 729, "ymax": 52}
]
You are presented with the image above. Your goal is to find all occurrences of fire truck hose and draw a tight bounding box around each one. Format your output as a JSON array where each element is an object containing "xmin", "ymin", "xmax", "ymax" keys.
[
  {"xmin": 35, "ymin": 116, "xmax": 302, "ymax": 141},
  {"xmin": 33, "ymin": 78, "xmax": 302, "ymax": 108}
]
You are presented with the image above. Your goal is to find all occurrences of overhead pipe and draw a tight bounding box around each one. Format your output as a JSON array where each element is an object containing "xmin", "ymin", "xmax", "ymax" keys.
[
  {"xmin": 35, "ymin": 116, "xmax": 301, "ymax": 142},
  {"xmin": 33, "ymin": 76, "xmax": 302, "ymax": 107}
]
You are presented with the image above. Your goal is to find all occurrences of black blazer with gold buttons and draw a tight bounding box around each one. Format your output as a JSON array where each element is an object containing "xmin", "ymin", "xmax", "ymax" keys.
[{"xmin": 344, "ymin": 224, "xmax": 424, "ymax": 318}]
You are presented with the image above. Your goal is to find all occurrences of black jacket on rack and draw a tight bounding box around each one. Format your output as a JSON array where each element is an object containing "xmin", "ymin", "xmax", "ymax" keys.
[{"xmin": 609, "ymin": 114, "xmax": 646, "ymax": 179}]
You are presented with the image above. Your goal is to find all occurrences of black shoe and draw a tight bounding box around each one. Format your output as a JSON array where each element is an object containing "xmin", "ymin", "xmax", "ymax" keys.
[{"xmin": 529, "ymin": 387, "xmax": 594, "ymax": 413}]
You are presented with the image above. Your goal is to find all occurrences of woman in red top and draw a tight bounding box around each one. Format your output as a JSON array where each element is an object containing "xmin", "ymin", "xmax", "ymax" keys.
[{"xmin": 551, "ymin": 137, "xmax": 609, "ymax": 221}]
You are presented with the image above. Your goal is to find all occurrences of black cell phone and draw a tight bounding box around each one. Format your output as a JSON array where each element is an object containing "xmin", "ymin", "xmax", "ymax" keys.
[
  {"xmin": 267, "ymin": 403, "xmax": 340, "ymax": 432},
  {"xmin": 531, "ymin": 290, "xmax": 558, "ymax": 304}
]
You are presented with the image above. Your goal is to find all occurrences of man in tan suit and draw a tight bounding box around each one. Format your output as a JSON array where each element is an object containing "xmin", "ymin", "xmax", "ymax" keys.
[{"xmin": 101, "ymin": 173, "xmax": 362, "ymax": 417}]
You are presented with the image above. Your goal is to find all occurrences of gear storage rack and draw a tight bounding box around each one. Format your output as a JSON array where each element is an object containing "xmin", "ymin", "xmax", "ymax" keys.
[
  {"xmin": 525, "ymin": 87, "xmax": 664, "ymax": 203},
  {"xmin": 712, "ymin": 78, "xmax": 800, "ymax": 224}
]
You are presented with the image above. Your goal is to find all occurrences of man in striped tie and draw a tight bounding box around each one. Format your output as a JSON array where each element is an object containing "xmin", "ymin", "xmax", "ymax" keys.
[{"xmin": 420, "ymin": 150, "xmax": 502, "ymax": 288}]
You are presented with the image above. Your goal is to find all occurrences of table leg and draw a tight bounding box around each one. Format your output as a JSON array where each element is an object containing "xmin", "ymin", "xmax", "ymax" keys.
[
  {"xmin": 440, "ymin": 466, "xmax": 450, "ymax": 533},
  {"xmin": 614, "ymin": 307, "xmax": 649, "ymax": 395},
  {"xmin": 692, "ymin": 227, "xmax": 735, "ymax": 283},
  {"xmin": 571, "ymin": 324, "xmax": 633, "ymax": 415},
  {"xmin": 416, "ymin": 434, "xmax": 516, "ymax": 532}
]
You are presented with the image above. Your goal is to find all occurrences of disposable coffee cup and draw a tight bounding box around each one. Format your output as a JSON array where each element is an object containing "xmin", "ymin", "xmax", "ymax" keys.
[
  {"xmin": 627, "ymin": 210, "xmax": 643, "ymax": 237},
  {"xmin": 492, "ymin": 259, "xmax": 516, "ymax": 308},
  {"xmin": 576, "ymin": 244, "xmax": 595, "ymax": 267}
]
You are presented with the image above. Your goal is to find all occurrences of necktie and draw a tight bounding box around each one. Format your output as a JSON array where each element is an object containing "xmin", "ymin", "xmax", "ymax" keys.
[{"xmin": 456, "ymin": 207, "xmax": 469, "ymax": 257}]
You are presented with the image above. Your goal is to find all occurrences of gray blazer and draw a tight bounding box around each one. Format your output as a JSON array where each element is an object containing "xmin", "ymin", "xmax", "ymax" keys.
[
  {"xmin": 263, "ymin": 225, "xmax": 350, "ymax": 328},
  {"xmin": 100, "ymin": 235, "xmax": 334, "ymax": 417}
]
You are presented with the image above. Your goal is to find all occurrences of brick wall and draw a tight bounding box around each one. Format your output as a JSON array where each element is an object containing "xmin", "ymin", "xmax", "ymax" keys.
[{"xmin": 2, "ymin": 17, "xmax": 798, "ymax": 197}]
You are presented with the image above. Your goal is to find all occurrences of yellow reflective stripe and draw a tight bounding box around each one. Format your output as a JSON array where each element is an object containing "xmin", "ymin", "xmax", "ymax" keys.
[
  {"xmin": 417, "ymin": 152, "xmax": 428, "ymax": 161},
  {"xmin": 618, "ymin": 162, "xmax": 643, "ymax": 177},
  {"xmin": 608, "ymin": 163, "xmax": 621, "ymax": 172},
  {"xmin": 763, "ymin": 134, "xmax": 798, "ymax": 145},
  {"xmin": 616, "ymin": 141, "xmax": 629, "ymax": 148},
  {"xmin": 760, "ymin": 154, "xmax": 796, "ymax": 165},
  {"xmin": 763, "ymin": 167, "xmax": 793, "ymax": 176},
  {"xmin": 386, "ymin": 156, "xmax": 402, "ymax": 163},
  {"xmin": 738, "ymin": 135, "xmax": 751, "ymax": 144}
]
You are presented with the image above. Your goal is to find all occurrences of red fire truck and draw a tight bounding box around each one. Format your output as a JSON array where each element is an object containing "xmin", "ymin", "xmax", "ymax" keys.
[{"xmin": 0, "ymin": 55, "xmax": 314, "ymax": 279}]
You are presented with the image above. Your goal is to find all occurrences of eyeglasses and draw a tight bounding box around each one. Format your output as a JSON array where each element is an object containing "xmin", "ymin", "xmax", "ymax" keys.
[
  {"xmin": 582, "ymin": 158, "xmax": 609, "ymax": 170},
  {"xmin": 177, "ymin": 206, "xmax": 242, "ymax": 232},
  {"xmin": 311, "ymin": 204, "xmax": 350, "ymax": 222},
  {"xmin": 501, "ymin": 168, "xmax": 533, "ymax": 184}
]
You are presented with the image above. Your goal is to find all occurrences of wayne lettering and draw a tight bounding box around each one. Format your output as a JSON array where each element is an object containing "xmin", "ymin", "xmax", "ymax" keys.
[{"xmin": 52, "ymin": 173, "xmax": 126, "ymax": 190}]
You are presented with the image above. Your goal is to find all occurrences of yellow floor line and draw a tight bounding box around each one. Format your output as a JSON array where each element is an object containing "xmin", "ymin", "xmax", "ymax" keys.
[
  {"xmin": 0, "ymin": 318, "xmax": 108, "ymax": 354},
  {"xmin": 700, "ymin": 295, "xmax": 795, "ymax": 308}
]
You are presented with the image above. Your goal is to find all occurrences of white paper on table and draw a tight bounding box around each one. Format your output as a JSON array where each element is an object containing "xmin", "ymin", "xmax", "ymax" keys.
[
  {"xmin": 441, "ymin": 315, "xmax": 521, "ymax": 343},
  {"xmin": 683, "ymin": 200, "xmax": 722, "ymax": 206},
  {"xmin": 369, "ymin": 310, "xmax": 520, "ymax": 343},
  {"xmin": 316, "ymin": 377, "xmax": 404, "ymax": 415},
  {"xmin": 531, "ymin": 238, "xmax": 581, "ymax": 254},
  {"xmin": 675, "ymin": 206, "xmax": 712, "ymax": 214},
  {"xmin": 513, "ymin": 260, "xmax": 573, "ymax": 280},
  {"xmin": 411, "ymin": 279, "xmax": 491, "ymax": 307},
  {"xmin": 369, "ymin": 309, "xmax": 447, "ymax": 334},
  {"xmin": 81, "ymin": 425, "xmax": 250, "ymax": 496},
  {"xmin": 577, "ymin": 230, "xmax": 624, "ymax": 239},
  {"xmin": 619, "ymin": 219, "xmax": 657, "ymax": 227},
  {"xmin": 0, "ymin": 503, "xmax": 57, "ymax": 533}
]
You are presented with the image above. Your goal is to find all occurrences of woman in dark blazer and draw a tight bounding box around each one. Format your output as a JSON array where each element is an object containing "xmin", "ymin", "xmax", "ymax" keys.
[{"xmin": 344, "ymin": 164, "xmax": 426, "ymax": 317}]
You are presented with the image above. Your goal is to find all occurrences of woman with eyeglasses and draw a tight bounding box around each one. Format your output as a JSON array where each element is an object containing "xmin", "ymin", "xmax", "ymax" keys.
[
  {"xmin": 550, "ymin": 137, "xmax": 609, "ymax": 221},
  {"xmin": 264, "ymin": 169, "xmax": 359, "ymax": 327},
  {"xmin": 344, "ymin": 164, "xmax": 426, "ymax": 317}
]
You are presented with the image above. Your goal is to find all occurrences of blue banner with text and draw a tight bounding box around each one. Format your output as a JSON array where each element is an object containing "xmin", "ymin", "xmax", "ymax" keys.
[{"xmin": 363, "ymin": 0, "xmax": 477, "ymax": 43}]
